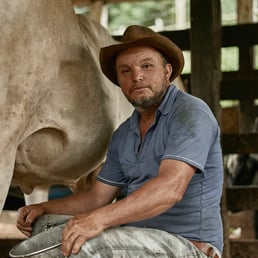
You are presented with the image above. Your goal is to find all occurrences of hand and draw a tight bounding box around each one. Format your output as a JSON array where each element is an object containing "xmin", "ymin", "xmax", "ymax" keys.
[
  {"xmin": 16, "ymin": 204, "xmax": 46, "ymax": 237},
  {"xmin": 61, "ymin": 212, "xmax": 105, "ymax": 257}
]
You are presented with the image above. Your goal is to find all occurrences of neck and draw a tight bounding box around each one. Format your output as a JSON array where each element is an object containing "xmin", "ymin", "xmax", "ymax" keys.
[
  {"xmin": 138, "ymin": 106, "xmax": 157, "ymax": 139},
  {"xmin": 138, "ymin": 106, "xmax": 157, "ymax": 122}
]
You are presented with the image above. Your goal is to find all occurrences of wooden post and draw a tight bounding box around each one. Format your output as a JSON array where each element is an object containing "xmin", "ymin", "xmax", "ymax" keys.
[
  {"xmin": 190, "ymin": 0, "xmax": 222, "ymax": 119},
  {"xmin": 236, "ymin": 0, "xmax": 257, "ymax": 243},
  {"xmin": 237, "ymin": 0, "xmax": 256, "ymax": 133},
  {"xmin": 190, "ymin": 1, "xmax": 228, "ymax": 257}
]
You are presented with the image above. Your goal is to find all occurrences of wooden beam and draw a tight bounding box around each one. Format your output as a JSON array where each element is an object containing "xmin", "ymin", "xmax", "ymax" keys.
[
  {"xmin": 220, "ymin": 78, "xmax": 258, "ymax": 100},
  {"xmin": 222, "ymin": 70, "xmax": 258, "ymax": 80},
  {"xmin": 114, "ymin": 29, "xmax": 191, "ymax": 51},
  {"xmin": 222, "ymin": 133, "xmax": 258, "ymax": 154},
  {"xmin": 159, "ymin": 29, "xmax": 190, "ymax": 50},
  {"xmin": 114, "ymin": 23, "xmax": 258, "ymax": 51},
  {"xmin": 222, "ymin": 23, "xmax": 258, "ymax": 47}
]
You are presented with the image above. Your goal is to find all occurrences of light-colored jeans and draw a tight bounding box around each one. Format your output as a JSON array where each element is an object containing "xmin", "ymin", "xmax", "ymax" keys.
[{"xmin": 30, "ymin": 215, "xmax": 220, "ymax": 258}]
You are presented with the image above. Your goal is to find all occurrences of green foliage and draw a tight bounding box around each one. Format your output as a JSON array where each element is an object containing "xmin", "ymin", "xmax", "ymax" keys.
[
  {"xmin": 221, "ymin": 0, "xmax": 237, "ymax": 25},
  {"xmin": 221, "ymin": 47, "xmax": 239, "ymax": 71},
  {"xmin": 107, "ymin": 0, "xmax": 176, "ymax": 34}
]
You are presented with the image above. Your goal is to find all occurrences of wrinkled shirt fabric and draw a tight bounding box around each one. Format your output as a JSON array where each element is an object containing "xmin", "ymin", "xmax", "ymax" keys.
[{"xmin": 97, "ymin": 85, "xmax": 224, "ymax": 253}]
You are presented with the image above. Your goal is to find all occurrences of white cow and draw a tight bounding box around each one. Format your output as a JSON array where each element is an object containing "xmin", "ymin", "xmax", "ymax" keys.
[{"xmin": 0, "ymin": 0, "xmax": 133, "ymax": 211}]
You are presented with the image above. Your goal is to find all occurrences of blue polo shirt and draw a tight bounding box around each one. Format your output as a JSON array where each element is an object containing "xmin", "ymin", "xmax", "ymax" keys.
[{"xmin": 97, "ymin": 85, "xmax": 224, "ymax": 252}]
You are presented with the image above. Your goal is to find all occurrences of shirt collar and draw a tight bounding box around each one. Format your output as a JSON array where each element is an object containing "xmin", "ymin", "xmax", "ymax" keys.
[{"xmin": 158, "ymin": 84, "xmax": 178, "ymax": 115}]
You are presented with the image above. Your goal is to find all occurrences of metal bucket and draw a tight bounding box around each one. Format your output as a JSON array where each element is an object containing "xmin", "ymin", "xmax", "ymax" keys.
[{"xmin": 9, "ymin": 214, "xmax": 72, "ymax": 258}]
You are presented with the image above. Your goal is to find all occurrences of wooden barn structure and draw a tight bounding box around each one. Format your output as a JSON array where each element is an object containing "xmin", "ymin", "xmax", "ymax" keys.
[{"xmin": 1, "ymin": 0, "xmax": 257, "ymax": 257}]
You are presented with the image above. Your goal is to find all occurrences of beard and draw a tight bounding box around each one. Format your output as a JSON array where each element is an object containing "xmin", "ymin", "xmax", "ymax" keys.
[{"xmin": 126, "ymin": 85, "xmax": 168, "ymax": 110}]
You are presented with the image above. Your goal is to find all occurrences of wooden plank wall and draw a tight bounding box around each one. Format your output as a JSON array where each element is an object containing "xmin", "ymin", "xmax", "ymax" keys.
[
  {"xmin": 150, "ymin": 18, "xmax": 258, "ymax": 258},
  {"xmin": 159, "ymin": 23, "xmax": 258, "ymax": 148}
]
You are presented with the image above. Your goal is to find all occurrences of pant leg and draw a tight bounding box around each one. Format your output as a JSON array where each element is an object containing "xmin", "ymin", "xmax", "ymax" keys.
[
  {"xmin": 70, "ymin": 226, "xmax": 208, "ymax": 258},
  {"xmin": 31, "ymin": 215, "xmax": 208, "ymax": 258}
]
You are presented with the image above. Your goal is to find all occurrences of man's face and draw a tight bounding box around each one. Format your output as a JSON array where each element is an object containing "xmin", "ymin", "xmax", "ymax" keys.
[{"xmin": 115, "ymin": 46, "xmax": 173, "ymax": 110}]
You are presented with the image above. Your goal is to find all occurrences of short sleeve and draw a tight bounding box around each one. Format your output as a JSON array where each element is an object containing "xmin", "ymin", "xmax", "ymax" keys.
[
  {"xmin": 162, "ymin": 106, "xmax": 216, "ymax": 172},
  {"xmin": 97, "ymin": 131, "xmax": 128, "ymax": 187}
]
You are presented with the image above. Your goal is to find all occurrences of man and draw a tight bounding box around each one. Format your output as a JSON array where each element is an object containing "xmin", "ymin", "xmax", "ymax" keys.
[{"xmin": 17, "ymin": 25, "xmax": 223, "ymax": 257}]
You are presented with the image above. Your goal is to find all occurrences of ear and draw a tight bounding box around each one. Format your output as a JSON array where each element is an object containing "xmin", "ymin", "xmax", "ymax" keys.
[{"xmin": 165, "ymin": 63, "xmax": 173, "ymax": 82}]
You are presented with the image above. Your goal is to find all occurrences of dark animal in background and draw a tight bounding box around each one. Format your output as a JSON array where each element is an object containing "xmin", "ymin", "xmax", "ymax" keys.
[{"xmin": 225, "ymin": 153, "xmax": 258, "ymax": 238}]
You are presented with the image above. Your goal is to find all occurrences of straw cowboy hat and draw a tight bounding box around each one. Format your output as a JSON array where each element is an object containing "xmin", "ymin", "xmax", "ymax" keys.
[{"xmin": 99, "ymin": 25, "xmax": 184, "ymax": 86}]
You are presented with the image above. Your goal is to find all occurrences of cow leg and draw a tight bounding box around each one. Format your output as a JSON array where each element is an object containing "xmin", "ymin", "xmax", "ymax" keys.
[{"xmin": 0, "ymin": 149, "xmax": 17, "ymax": 211}]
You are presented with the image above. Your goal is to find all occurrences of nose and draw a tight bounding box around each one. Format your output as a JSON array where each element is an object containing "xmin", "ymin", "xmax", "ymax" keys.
[{"xmin": 131, "ymin": 68, "xmax": 143, "ymax": 82}]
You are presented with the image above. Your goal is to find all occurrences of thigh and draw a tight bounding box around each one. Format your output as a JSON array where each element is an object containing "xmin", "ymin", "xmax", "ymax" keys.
[{"xmin": 71, "ymin": 226, "xmax": 207, "ymax": 258}]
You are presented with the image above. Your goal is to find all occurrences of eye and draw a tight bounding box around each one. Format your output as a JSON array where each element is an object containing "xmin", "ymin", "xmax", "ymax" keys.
[
  {"xmin": 119, "ymin": 68, "xmax": 130, "ymax": 74},
  {"xmin": 142, "ymin": 63, "xmax": 154, "ymax": 70}
]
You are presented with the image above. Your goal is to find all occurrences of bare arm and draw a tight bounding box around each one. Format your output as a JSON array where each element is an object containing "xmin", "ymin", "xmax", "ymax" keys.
[
  {"xmin": 16, "ymin": 181, "xmax": 120, "ymax": 236},
  {"xmin": 97, "ymin": 159, "xmax": 195, "ymax": 226},
  {"xmin": 45, "ymin": 181, "xmax": 121, "ymax": 215},
  {"xmin": 61, "ymin": 159, "xmax": 196, "ymax": 256}
]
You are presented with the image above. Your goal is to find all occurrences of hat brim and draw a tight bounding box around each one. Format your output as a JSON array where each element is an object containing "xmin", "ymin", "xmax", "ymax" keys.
[{"xmin": 99, "ymin": 35, "xmax": 184, "ymax": 86}]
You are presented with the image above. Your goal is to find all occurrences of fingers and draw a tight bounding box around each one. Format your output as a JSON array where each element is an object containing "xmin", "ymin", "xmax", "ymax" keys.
[
  {"xmin": 16, "ymin": 204, "xmax": 44, "ymax": 236},
  {"xmin": 61, "ymin": 219, "xmax": 91, "ymax": 256},
  {"xmin": 16, "ymin": 219, "xmax": 33, "ymax": 237},
  {"xmin": 17, "ymin": 206, "xmax": 29, "ymax": 224},
  {"xmin": 17, "ymin": 207, "xmax": 32, "ymax": 227},
  {"xmin": 60, "ymin": 214, "xmax": 104, "ymax": 257},
  {"xmin": 61, "ymin": 230, "xmax": 85, "ymax": 256},
  {"xmin": 20, "ymin": 229, "xmax": 32, "ymax": 237},
  {"xmin": 61, "ymin": 220, "xmax": 78, "ymax": 256},
  {"xmin": 70, "ymin": 235, "xmax": 86, "ymax": 254}
]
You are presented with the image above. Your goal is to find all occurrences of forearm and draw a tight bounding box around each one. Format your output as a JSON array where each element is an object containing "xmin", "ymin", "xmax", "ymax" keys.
[
  {"xmin": 17, "ymin": 181, "xmax": 119, "ymax": 236},
  {"xmin": 40, "ymin": 190, "xmax": 93, "ymax": 215},
  {"xmin": 41, "ymin": 180, "xmax": 120, "ymax": 216},
  {"xmin": 96, "ymin": 176, "xmax": 179, "ymax": 229},
  {"xmin": 98, "ymin": 162, "xmax": 195, "ymax": 229},
  {"xmin": 42, "ymin": 184, "xmax": 113, "ymax": 215}
]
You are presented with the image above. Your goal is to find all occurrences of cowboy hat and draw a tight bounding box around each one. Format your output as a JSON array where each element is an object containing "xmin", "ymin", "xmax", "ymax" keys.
[{"xmin": 99, "ymin": 25, "xmax": 184, "ymax": 86}]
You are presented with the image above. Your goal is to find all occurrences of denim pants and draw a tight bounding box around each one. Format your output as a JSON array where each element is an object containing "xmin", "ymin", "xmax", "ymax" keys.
[{"xmin": 29, "ymin": 214, "xmax": 217, "ymax": 258}]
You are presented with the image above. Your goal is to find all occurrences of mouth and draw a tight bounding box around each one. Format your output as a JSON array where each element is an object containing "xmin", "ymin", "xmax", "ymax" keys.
[{"xmin": 130, "ymin": 86, "xmax": 149, "ymax": 94}]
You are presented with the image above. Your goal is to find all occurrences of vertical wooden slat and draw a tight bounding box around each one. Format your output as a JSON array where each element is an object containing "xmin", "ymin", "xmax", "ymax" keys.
[
  {"xmin": 190, "ymin": 0, "xmax": 222, "ymax": 119},
  {"xmin": 237, "ymin": 0, "xmax": 256, "ymax": 133},
  {"xmin": 190, "ymin": 1, "xmax": 227, "ymax": 256}
]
